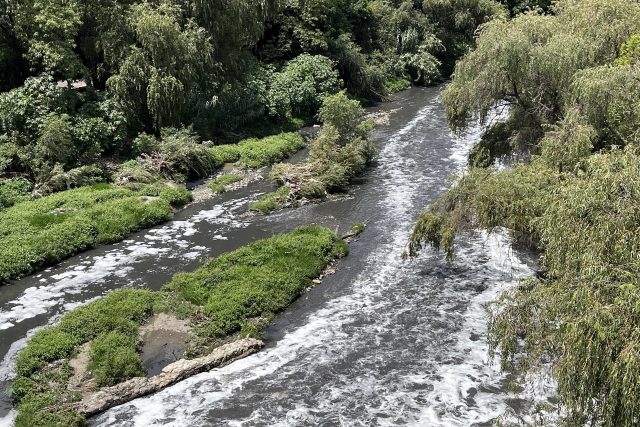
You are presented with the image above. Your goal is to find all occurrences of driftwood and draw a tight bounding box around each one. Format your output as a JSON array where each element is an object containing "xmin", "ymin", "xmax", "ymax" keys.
[{"xmin": 73, "ymin": 338, "xmax": 264, "ymax": 417}]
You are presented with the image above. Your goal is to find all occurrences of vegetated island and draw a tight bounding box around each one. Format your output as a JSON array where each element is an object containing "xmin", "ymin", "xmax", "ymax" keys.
[{"xmin": 9, "ymin": 225, "xmax": 356, "ymax": 426}]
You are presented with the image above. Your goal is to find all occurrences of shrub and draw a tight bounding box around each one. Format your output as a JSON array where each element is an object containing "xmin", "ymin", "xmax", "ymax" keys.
[
  {"xmin": 0, "ymin": 177, "xmax": 32, "ymax": 209},
  {"xmin": 268, "ymin": 54, "xmax": 341, "ymax": 118},
  {"xmin": 131, "ymin": 133, "xmax": 160, "ymax": 157},
  {"xmin": 269, "ymin": 93, "xmax": 375, "ymax": 203},
  {"xmin": 158, "ymin": 127, "xmax": 219, "ymax": 181},
  {"xmin": 89, "ymin": 332, "xmax": 144, "ymax": 387}
]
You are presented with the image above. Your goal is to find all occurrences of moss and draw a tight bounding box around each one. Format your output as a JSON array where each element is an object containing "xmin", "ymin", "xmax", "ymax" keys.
[
  {"xmin": 0, "ymin": 184, "xmax": 191, "ymax": 284},
  {"xmin": 249, "ymin": 186, "xmax": 290, "ymax": 214}
]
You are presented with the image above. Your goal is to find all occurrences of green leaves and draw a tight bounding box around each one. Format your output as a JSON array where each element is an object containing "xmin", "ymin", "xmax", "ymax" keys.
[{"xmin": 268, "ymin": 54, "xmax": 341, "ymax": 119}]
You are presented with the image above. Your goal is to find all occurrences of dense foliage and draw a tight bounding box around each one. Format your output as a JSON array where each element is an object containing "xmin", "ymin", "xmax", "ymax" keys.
[
  {"xmin": 253, "ymin": 91, "xmax": 376, "ymax": 213},
  {"xmin": 1, "ymin": 0, "xmax": 509, "ymax": 187},
  {"xmin": 11, "ymin": 226, "xmax": 347, "ymax": 426},
  {"xmin": 408, "ymin": 1, "xmax": 640, "ymax": 425}
]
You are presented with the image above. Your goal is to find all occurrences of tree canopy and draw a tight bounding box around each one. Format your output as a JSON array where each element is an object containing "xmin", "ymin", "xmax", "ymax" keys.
[{"xmin": 409, "ymin": 1, "xmax": 640, "ymax": 424}]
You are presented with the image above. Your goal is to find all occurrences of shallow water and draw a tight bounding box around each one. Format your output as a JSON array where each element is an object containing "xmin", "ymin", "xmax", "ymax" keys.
[{"xmin": 0, "ymin": 87, "xmax": 552, "ymax": 426}]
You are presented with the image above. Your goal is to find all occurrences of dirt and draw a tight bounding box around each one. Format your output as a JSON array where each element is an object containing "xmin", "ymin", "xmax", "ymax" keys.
[
  {"xmin": 68, "ymin": 343, "xmax": 97, "ymax": 392},
  {"xmin": 139, "ymin": 313, "xmax": 192, "ymax": 376}
]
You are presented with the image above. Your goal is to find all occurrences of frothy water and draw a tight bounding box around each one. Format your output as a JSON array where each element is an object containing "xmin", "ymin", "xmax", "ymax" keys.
[
  {"xmin": 0, "ymin": 197, "xmax": 250, "ymax": 332},
  {"xmin": 93, "ymin": 90, "xmax": 546, "ymax": 426},
  {"xmin": 0, "ymin": 87, "xmax": 552, "ymax": 426}
]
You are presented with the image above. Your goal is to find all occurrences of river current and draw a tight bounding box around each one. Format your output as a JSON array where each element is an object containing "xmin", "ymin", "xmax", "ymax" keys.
[{"xmin": 0, "ymin": 87, "xmax": 551, "ymax": 426}]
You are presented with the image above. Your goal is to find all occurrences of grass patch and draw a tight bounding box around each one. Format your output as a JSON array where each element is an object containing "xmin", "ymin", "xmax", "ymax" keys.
[
  {"xmin": 0, "ymin": 183, "xmax": 191, "ymax": 284},
  {"xmin": 210, "ymin": 132, "xmax": 304, "ymax": 169},
  {"xmin": 89, "ymin": 332, "xmax": 144, "ymax": 387},
  {"xmin": 249, "ymin": 186, "xmax": 290, "ymax": 214},
  {"xmin": 208, "ymin": 174, "xmax": 243, "ymax": 194},
  {"xmin": 11, "ymin": 226, "xmax": 346, "ymax": 426},
  {"xmin": 350, "ymin": 223, "xmax": 365, "ymax": 235},
  {"xmin": 383, "ymin": 77, "xmax": 411, "ymax": 94},
  {"xmin": 166, "ymin": 226, "xmax": 348, "ymax": 338}
]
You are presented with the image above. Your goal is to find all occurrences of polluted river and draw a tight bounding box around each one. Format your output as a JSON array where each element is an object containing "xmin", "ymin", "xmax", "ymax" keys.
[{"xmin": 0, "ymin": 87, "xmax": 552, "ymax": 426}]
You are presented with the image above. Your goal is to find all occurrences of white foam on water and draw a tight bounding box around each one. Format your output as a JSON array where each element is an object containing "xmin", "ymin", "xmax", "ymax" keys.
[
  {"xmin": 0, "ymin": 410, "xmax": 16, "ymax": 427},
  {"xmin": 0, "ymin": 197, "xmax": 250, "ymax": 331},
  {"xmin": 95, "ymin": 98, "xmax": 537, "ymax": 426}
]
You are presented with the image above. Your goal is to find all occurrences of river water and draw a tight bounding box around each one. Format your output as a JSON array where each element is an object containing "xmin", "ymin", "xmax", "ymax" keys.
[{"xmin": 0, "ymin": 87, "xmax": 551, "ymax": 426}]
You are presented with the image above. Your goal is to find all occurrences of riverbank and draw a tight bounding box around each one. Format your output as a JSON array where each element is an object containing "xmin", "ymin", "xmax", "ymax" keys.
[
  {"xmin": 0, "ymin": 132, "xmax": 305, "ymax": 286},
  {"xmin": 9, "ymin": 226, "xmax": 348, "ymax": 426}
]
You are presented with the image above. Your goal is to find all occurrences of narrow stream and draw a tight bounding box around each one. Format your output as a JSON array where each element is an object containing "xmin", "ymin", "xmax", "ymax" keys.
[{"xmin": 0, "ymin": 87, "xmax": 550, "ymax": 426}]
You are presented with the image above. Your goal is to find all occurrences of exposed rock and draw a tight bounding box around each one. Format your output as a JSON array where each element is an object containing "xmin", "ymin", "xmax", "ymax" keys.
[{"xmin": 73, "ymin": 338, "xmax": 263, "ymax": 417}]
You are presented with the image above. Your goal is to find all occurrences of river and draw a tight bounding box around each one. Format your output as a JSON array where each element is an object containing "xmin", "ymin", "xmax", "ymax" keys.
[{"xmin": 0, "ymin": 87, "xmax": 551, "ymax": 426}]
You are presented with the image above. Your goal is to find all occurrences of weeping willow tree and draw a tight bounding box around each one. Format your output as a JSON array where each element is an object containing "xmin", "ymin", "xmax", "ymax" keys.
[
  {"xmin": 106, "ymin": 2, "xmax": 215, "ymax": 129},
  {"xmin": 408, "ymin": 1, "xmax": 640, "ymax": 425},
  {"xmin": 442, "ymin": 0, "xmax": 640, "ymax": 152}
]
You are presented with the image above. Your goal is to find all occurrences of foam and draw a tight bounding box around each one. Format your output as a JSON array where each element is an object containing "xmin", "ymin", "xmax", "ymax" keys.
[{"xmin": 0, "ymin": 197, "xmax": 251, "ymax": 332}]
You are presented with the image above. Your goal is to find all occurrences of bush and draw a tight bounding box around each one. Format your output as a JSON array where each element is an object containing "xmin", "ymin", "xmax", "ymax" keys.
[
  {"xmin": 89, "ymin": 332, "xmax": 144, "ymax": 387},
  {"xmin": 37, "ymin": 164, "xmax": 108, "ymax": 195},
  {"xmin": 158, "ymin": 127, "xmax": 219, "ymax": 181},
  {"xmin": 269, "ymin": 93, "xmax": 376, "ymax": 203},
  {"xmin": 0, "ymin": 177, "xmax": 32, "ymax": 209},
  {"xmin": 131, "ymin": 133, "xmax": 160, "ymax": 157},
  {"xmin": 268, "ymin": 54, "xmax": 341, "ymax": 119}
]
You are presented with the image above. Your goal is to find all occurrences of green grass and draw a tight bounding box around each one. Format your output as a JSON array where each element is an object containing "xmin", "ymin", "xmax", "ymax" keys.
[
  {"xmin": 383, "ymin": 76, "xmax": 411, "ymax": 94},
  {"xmin": 210, "ymin": 132, "xmax": 304, "ymax": 169},
  {"xmin": 166, "ymin": 226, "xmax": 348, "ymax": 338},
  {"xmin": 249, "ymin": 186, "xmax": 290, "ymax": 214},
  {"xmin": 208, "ymin": 174, "xmax": 243, "ymax": 194},
  {"xmin": 89, "ymin": 332, "xmax": 144, "ymax": 387},
  {"xmin": 11, "ymin": 226, "xmax": 347, "ymax": 426},
  {"xmin": 0, "ymin": 183, "xmax": 191, "ymax": 284}
]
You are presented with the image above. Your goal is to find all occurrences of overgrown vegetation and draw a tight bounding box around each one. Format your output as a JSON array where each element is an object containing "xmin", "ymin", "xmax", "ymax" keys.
[
  {"xmin": 1, "ymin": 0, "xmax": 510, "ymax": 189},
  {"xmin": 208, "ymin": 174, "xmax": 243, "ymax": 194},
  {"xmin": 0, "ymin": 183, "xmax": 190, "ymax": 284},
  {"xmin": 249, "ymin": 186, "xmax": 292, "ymax": 214},
  {"xmin": 11, "ymin": 226, "xmax": 347, "ymax": 426},
  {"xmin": 408, "ymin": 1, "xmax": 640, "ymax": 425},
  {"xmin": 0, "ymin": 0, "xmax": 514, "ymax": 278},
  {"xmin": 258, "ymin": 92, "xmax": 377, "ymax": 213}
]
